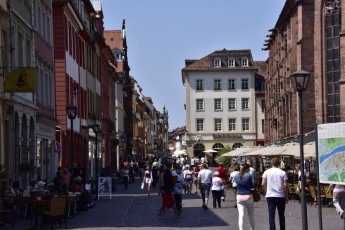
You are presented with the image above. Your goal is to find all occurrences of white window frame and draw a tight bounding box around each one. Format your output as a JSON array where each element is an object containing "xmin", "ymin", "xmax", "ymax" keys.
[
  {"xmin": 214, "ymin": 98, "xmax": 222, "ymax": 111},
  {"xmin": 214, "ymin": 79, "xmax": 221, "ymax": 91},
  {"xmin": 242, "ymin": 57, "xmax": 249, "ymax": 67},
  {"xmin": 214, "ymin": 118, "xmax": 222, "ymax": 132},
  {"xmin": 196, "ymin": 99, "xmax": 204, "ymax": 111},
  {"xmin": 228, "ymin": 58, "xmax": 235, "ymax": 67},
  {"xmin": 228, "ymin": 118, "xmax": 236, "ymax": 131},
  {"xmin": 242, "ymin": 118, "xmax": 250, "ymax": 131},
  {"xmin": 213, "ymin": 58, "xmax": 221, "ymax": 67},
  {"xmin": 242, "ymin": 98, "xmax": 250, "ymax": 110},
  {"xmin": 196, "ymin": 119, "xmax": 204, "ymax": 132},
  {"xmin": 196, "ymin": 79, "xmax": 203, "ymax": 91},
  {"xmin": 228, "ymin": 98, "xmax": 236, "ymax": 110},
  {"xmin": 228, "ymin": 79, "xmax": 235, "ymax": 90},
  {"xmin": 242, "ymin": 79, "xmax": 249, "ymax": 90}
]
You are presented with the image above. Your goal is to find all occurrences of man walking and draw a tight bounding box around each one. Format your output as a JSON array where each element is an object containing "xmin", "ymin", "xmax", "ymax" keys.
[
  {"xmin": 261, "ymin": 157, "xmax": 289, "ymax": 230},
  {"xmin": 198, "ymin": 163, "xmax": 212, "ymax": 209}
]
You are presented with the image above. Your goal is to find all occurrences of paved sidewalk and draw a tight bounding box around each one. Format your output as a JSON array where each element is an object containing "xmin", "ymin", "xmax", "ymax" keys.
[{"xmin": 4, "ymin": 177, "xmax": 345, "ymax": 229}]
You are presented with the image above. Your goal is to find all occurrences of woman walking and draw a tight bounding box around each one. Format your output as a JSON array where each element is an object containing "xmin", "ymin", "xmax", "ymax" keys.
[
  {"xmin": 211, "ymin": 171, "xmax": 223, "ymax": 208},
  {"xmin": 234, "ymin": 163, "xmax": 255, "ymax": 230},
  {"xmin": 143, "ymin": 166, "xmax": 153, "ymax": 195},
  {"xmin": 184, "ymin": 166, "xmax": 194, "ymax": 194}
]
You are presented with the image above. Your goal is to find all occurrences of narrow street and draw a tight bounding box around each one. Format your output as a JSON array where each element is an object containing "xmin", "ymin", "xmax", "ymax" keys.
[{"xmin": 8, "ymin": 177, "xmax": 343, "ymax": 230}]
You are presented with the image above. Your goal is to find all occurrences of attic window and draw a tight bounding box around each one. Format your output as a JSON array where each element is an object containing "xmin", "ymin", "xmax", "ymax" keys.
[
  {"xmin": 213, "ymin": 58, "xmax": 221, "ymax": 68},
  {"xmin": 242, "ymin": 58, "xmax": 249, "ymax": 67},
  {"xmin": 228, "ymin": 58, "xmax": 235, "ymax": 67}
]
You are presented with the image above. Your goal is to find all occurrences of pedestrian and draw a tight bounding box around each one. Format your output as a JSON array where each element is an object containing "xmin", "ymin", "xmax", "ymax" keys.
[
  {"xmin": 143, "ymin": 166, "xmax": 153, "ymax": 196},
  {"xmin": 158, "ymin": 163, "xmax": 179, "ymax": 217},
  {"xmin": 261, "ymin": 157, "xmax": 289, "ymax": 230},
  {"xmin": 215, "ymin": 162, "xmax": 227, "ymax": 201},
  {"xmin": 328, "ymin": 184, "xmax": 345, "ymax": 219},
  {"xmin": 198, "ymin": 163, "xmax": 212, "ymax": 210},
  {"xmin": 123, "ymin": 166, "xmax": 129, "ymax": 189},
  {"xmin": 184, "ymin": 166, "xmax": 194, "ymax": 194},
  {"xmin": 152, "ymin": 165, "xmax": 158, "ymax": 189},
  {"xmin": 211, "ymin": 171, "xmax": 223, "ymax": 208},
  {"xmin": 158, "ymin": 165, "xmax": 166, "ymax": 195},
  {"xmin": 173, "ymin": 166, "xmax": 184, "ymax": 216},
  {"xmin": 193, "ymin": 164, "xmax": 200, "ymax": 193},
  {"xmin": 230, "ymin": 165, "xmax": 240, "ymax": 208},
  {"xmin": 234, "ymin": 163, "xmax": 255, "ymax": 230}
]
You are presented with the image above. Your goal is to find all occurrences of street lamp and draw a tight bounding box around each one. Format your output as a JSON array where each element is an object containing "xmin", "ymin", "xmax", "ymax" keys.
[
  {"xmin": 92, "ymin": 123, "xmax": 101, "ymax": 200},
  {"xmin": 290, "ymin": 69, "xmax": 311, "ymax": 230},
  {"xmin": 66, "ymin": 105, "xmax": 77, "ymax": 167}
]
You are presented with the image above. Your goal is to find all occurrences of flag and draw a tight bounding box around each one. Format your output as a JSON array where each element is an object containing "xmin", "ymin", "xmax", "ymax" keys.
[{"xmin": 4, "ymin": 67, "xmax": 36, "ymax": 92}]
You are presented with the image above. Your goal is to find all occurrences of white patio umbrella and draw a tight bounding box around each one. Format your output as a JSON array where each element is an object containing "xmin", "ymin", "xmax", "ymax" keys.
[
  {"xmin": 222, "ymin": 147, "xmax": 256, "ymax": 157},
  {"xmin": 203, "ymin": 149, "xmax": 218, "ymax": 153}
]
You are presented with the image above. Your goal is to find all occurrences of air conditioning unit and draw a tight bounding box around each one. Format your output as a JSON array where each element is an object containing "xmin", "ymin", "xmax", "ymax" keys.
[{"xmin": 81, "ymin": 119, "xmax": 88, "ymax": 127}]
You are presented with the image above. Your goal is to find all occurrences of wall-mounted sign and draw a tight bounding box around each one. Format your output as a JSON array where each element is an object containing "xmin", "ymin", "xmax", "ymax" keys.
[{"xmin": 213, "ymin": 134, "xmax": 243, "ymax": 139}]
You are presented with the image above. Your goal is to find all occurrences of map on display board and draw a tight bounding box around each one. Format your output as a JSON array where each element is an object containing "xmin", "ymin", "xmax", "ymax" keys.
[{"xmin": 318, "ymin": 122, "xmax": 345, "ymax": 184}]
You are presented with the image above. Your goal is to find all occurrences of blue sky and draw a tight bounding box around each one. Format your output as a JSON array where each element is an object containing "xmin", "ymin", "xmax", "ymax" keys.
[{"xmin": 99, "ymin": 0, "xmax": 286, "ymax": 131}]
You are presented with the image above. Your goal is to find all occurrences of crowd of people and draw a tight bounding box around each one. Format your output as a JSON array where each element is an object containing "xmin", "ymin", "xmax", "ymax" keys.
[{"xmin": 135, "ymin": 156, "xmax": 295, "ymax": 230}]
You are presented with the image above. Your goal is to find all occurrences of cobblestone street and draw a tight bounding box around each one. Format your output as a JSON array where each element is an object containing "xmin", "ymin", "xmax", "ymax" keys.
[{"xmin": 5, "ymin": 178, "xmax": 344, "ymax": 230}]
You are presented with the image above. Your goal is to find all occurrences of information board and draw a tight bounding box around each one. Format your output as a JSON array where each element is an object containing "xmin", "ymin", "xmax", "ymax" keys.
[
  {"xmin": 98, "ymin": 176, "xmax": 112, "ymax": 199},
  {"xmin": 317, "ymin": 122, "xmax": 345, "ymax": 184}
]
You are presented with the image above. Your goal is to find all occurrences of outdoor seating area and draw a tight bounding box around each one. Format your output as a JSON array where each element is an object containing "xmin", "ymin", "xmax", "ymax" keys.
[{"xmin": 0, "ymin": 177, "xmax": 97, "ymax": 228}]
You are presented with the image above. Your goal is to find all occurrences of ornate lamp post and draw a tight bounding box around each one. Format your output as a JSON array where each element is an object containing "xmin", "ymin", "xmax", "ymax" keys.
[
  {"xmin": 92, "ymin": 124, "xmax": 101, "ymax": 199},
  {"xmin": 290, "ymin": 69, "xmax": 311, "ymax": 230},
  {"xmin": 66, "ymin": 105, "xmax": 77, "ymax": 167}
]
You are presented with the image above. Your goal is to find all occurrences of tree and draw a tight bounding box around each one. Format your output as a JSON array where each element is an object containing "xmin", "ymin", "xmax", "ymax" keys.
[{"xmin": 214, "ymin": 146, "xmax": 232, "ymax": 168}]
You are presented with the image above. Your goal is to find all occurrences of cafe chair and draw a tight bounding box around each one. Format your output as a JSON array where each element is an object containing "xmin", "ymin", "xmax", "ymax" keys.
[
  {"xmin": 0, "ymin": 199, "xmax": 14, "ymax": 226},
  {"xmin": 42, "ymin": 196, "xmax": 67, "ymax": 229}
]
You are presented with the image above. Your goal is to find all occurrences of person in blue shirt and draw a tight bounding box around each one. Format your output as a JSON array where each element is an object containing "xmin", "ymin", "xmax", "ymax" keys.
[{"xmin": 234, "ymin": 163, "xmax": 255, "ymax": 230}]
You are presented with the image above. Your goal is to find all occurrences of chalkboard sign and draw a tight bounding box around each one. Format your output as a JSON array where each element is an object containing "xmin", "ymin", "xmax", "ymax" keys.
[{"xmin": 98, "ymin": 177, "xmax": 112, "ymax": 200}]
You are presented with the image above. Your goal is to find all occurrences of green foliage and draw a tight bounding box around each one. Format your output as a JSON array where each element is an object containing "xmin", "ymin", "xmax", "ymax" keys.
[
  {"xmin": 0, "ymin": 165, "xmax": 7, "ymax": 178},
  {"xmin": 214, "ymin": 146, "xmax": 232, "ymax": 167}
]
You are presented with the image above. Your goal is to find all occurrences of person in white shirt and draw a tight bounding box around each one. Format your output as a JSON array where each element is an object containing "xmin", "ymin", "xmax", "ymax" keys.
[
  {"xmin": 211, "ymin": 171, "xmax": 223, "ymax": 208},
  {"xmin": 262, "ymin": 157, "xmax": 289, "ymax": 230},
  {"xmin": 198, "ymin": 163, "xmax": 213, "ymax": 209},
  {"xmin": 230, "ymin": 165, "xmax": 240, "ymax": 208}
]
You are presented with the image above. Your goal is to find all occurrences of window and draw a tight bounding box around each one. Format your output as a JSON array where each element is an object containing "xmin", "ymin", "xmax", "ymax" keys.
[
  {"xmin": 228, "ymin": 98, "xmax": 236, "ymax": 110},
  {"xmin": 242, "ymin": 98, "xmax": 249, "ymax": 110},
  {"xmin": 242, "ymin": 58, "xmax": 249, "ymax": 67},
  {"xmin": 213, "ymin": 58, "xmax": 221, "ymax": 67},
  {"xmin": 214, "ymin": 98, "xmax": 222, "ymax": 111},
  {"xmin": 261, "ymin": 99, "xmax": 266, "ymax": 112},
  {"xmin": 18, "ymin": 32, "xmax": 23, "ymax": 66},
  {"xmin": 196, "ymin": 79, "xmax": 203, "ymax": 91},
  {"xmin": 228, "ymin": 58, "xmax": 235, "ymax": 67},
  {"xmin": 242, "ymin": 79, "xmax": 249, "ymax": 90},
  {"xmin": 214, "ymin": 79, "xmax": 221, "ymax": 90},
  {"xmin": 196, "ymin": 99, "xmax": 204, "ymax": 111},
  {"xmin": 47, "ymin": 17, "xmax": 51, "ymax": 44},
  {"xmin": 196, "ymin": 119, "xmax": 204, "ymax": 132},
  {"xmin": 229, "ymin": 118, "xmax": 236, "ymax": 131},
  {"xmin": 26, "ymin": 39, "xmax": 31, "ymax": 66},
  {"xmin": 214, "ymin": 118, "xmax": 222, "ymax": 131},
  {"xmin": 228, "ymin": 79, "xmax": 235, "ymax": 90},
  {"xmin": 242, "ymin": 118, "xmax": 250, "ymax": 131}
]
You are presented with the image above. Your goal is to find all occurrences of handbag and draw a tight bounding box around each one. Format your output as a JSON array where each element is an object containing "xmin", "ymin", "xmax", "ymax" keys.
[
  {"xmin": 252, "ymin": 189, "xmax": 261, "ymax": 202},
  {"xmin": 141, "ymin": 182, "xmax": 145, "ymax": 189}
]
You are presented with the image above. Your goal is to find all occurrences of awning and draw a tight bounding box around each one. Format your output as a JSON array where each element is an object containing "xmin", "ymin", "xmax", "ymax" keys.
[
  {"xmin": 283, "ymin": 142, "xmax": 316, "ymax": 158},
  {"xmin": 222, "ymin": 147, "xmax": 256, "ymax": 157},
  {"xmin": 203, "ymin": 149, "xmax": 218, "ymax": 153},
  {"xmin": 249, "ymin": 146, "xmax": 290, "ymax": 156}
]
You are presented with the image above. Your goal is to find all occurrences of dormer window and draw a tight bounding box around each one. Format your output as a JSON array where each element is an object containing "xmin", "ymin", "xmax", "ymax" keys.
[
  {"xmin": 213, "ymin": 58, "xmax": 221, "ymax": 67},
  {"xmin": 242, "ymin": 58, "xmax": 249, "ymax": 67},
  {"xmin": 228, "ymin": 58, "xmax": 235, "ymax": 67}
]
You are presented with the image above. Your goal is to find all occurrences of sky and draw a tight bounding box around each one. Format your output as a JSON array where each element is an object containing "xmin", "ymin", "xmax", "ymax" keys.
[{"xmin": 99, "ymin": 0, "xmax": 286, "ymax": 131}]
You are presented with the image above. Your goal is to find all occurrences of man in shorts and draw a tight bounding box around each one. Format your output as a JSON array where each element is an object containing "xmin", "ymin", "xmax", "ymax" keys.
[{"xmin": 198, "ymin": 163, "xmax": 212, "ymax": 209}]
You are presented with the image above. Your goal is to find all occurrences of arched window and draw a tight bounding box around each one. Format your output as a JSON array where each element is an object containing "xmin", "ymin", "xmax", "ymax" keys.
[
  {"xmin": 232, "ymin": 143, "xmax": 243, "ymax": 149},
  {"xmin": 193, "ymin": 143, "xmax": 205, "ymax": 158},
  {"xmin": 212, "ymin": 143, "xmax": 224, "ymax": 150}
]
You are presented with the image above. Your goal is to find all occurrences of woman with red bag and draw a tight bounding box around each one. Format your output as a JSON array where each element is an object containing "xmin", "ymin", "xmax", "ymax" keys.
[{"xmin": 157, "ymin": 163, "xmax": 179, "ymax": 218}]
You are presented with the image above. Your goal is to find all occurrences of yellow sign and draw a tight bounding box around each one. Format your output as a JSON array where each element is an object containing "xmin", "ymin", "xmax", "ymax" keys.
[{"xmin": 4, "ymin": 68, "xmax": 36, "ymax": 92}]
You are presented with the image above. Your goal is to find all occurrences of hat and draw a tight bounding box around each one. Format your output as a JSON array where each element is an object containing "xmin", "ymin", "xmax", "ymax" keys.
[
  {"xmin": 214, "ymin": 171, "xmax": 220, "ymax": 176},
  {"xmin": 37, "ymin": 181, "xmax": 46, "ymax": 188}
]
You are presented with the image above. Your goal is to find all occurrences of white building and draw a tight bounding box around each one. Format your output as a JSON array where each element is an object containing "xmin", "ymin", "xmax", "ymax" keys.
[{"xmin": 182, "ymin": 49, "xmax": 265, "ymax": 161}]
